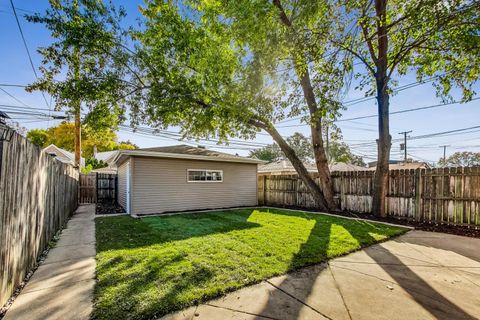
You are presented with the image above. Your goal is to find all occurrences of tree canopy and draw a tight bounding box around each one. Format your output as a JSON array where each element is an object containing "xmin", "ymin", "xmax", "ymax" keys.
[
  {"xmin": 250, "ymin": 132, "xmax": 364, "ymax": 166},
  {"xmin": 28, "ymin": 0, "xmax": 480, "ymax": 214},
  {"xmin": 26, "ymin": 0, "xmax": 133, "ymax": 131},
  {"xmin": 439, "ymin": 152, "xmax": 480, "ymax": 167},
  {"xmin": 26, "ymin": 122, "xmax": 136, "ymax": 158}
]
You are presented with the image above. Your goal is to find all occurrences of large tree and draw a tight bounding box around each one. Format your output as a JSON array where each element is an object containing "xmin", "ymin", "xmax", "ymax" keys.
[
  {"xmin": 250, "ymin": 132, "xmax": 365, "ymax": 165},
  {"xmin": 327, "ymin": 0, "xmax": 480, "ymax": 216},
  {"xmin": 249, "ymin": 144, "xmax": 283, "ymax": 162},
  {"xmin": 439, "ymin": 152, "xmax": 480, "ymax": 167},
  {"xmin": 128, "ymin": 1, "xmax": 350, "ymax": 211},
  {"xmin": 26, "ymin": 0, "xmax": 134, "ymax": 166}
]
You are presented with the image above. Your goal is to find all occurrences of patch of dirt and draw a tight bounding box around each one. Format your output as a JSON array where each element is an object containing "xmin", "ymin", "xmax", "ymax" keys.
[
  {"xmin": 96, "ymin": 202, "xmax": 126, "ymax": 215},
  {"xmin": 265, "ymin": 205, "xmax": 480, "ymax": 239}
]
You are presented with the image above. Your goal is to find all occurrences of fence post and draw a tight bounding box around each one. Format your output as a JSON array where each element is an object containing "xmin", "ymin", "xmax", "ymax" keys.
[{"xmin": 415, "ymin": 168, "xmax": 423, "ymax": 221}]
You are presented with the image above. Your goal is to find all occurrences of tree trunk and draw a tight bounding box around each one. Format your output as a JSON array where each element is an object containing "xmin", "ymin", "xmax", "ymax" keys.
[
  {"xmin": 250, "ymin": 119, "xmax": 330, "ymax": 211},
  {"xmin": 298, "ymin": 69, "xmax": 336, "ymax": 210},
  {"xmin": 372, "ymin": 0, "xmax": 391, "ymax": 217},
  {"xmin": 272, "ymin": 0, "xmax": 336, "ymax": 210},
  {"xmin": 372, "ymin": 80, "xmax": 391, "ymax": 217}
]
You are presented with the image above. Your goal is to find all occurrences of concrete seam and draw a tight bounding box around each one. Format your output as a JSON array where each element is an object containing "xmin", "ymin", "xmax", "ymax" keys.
[
  {"xmin": 189, "ymin": 305, "xmax": 198, "ymax": 320},
  {"xmin": 265, "ymin": 280, "xmax": 334, "ymax": 320},
  {"xmin": 203, "ymin": 303, "xmax": 280, "ymax": 320},
  {"xmin": 327, "ymin": 263, "xmax": 353, "ymax": 320}
]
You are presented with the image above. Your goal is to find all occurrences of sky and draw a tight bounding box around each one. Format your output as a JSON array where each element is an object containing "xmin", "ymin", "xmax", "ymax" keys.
[{"xmin": 1, "ymin": 0, "xmax": 479, "ymax": 165}]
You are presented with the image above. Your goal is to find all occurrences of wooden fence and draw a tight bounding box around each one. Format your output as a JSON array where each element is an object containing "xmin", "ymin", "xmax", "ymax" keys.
[
  {"xmin": 79, "ymin": 173, "xmax": 117, "ymax": 204},
  {"xmin": 258, "ymin": 167, "xmax": 480, "ymax": 226},
  {"xmin": 79, "ymin": 173, "xmax": 96, "ymax": 203},
  {"xmin": 0, "ymin": 132, "xmax": 78, "ymax": 306}
]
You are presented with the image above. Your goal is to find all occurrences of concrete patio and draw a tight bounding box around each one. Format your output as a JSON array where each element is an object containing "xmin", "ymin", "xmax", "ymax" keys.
[
  {"xmin": 3, "ymin": 204, "xmax": 96, "ymax": 320},
  {"xmin": 163, "ymin": 230, "xmax": 480, "ymax": 320}
]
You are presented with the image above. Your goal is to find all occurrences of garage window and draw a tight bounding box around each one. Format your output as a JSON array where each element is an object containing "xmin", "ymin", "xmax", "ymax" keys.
[{"xmin": 187, "ymin": 169, "xmax": 223, "ymax": 182}]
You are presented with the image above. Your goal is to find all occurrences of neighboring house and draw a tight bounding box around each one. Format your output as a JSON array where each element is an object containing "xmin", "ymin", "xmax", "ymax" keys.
[
  {"xmin": 93, "ymin": 149, "xmax": 120, "ymax": 173},
  {"xmin": 91, "ymin": 166, "xmax": 117, "ymax": 174},
  {"xmin": 112, "ymin": 145, "xmax": 264, "ymax": 215},
  {"xmin": 367, "ymin": 160, "xmax": 430, "ymax": 170},
  {"xmin": 94, "ymin": 150, "xmax": 118, "ymax": 164},
  {"xmin": 367, "ymin": 160, "xmax": 401, "ymax": 168},
  {"xmin": 43, "ymin": 144, "xmax": 85, "ymax": 167},
  {"xmin": 258, "ymin": 159, "xmax": 366, "ymax": 175}
]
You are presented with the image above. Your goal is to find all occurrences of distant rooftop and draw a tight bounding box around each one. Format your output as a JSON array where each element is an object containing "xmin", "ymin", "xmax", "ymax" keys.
[
  {"xmin": 258, "ymin": 159, "xmax": 366, "ymax": 175},
  {"xmin": 113, "ymin": 144, "xmax": 265, "ymax": 165},
  {"xmin": 43, "ymin": 144, "xmax": 85, "ymax": 166},
  {"xmin": 94, "ymin": 150, "xmax": 118, "ymax": 162}
]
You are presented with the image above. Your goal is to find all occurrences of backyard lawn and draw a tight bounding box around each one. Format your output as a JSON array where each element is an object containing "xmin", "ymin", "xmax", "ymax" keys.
[{"xmin": 93, "ymin": 208, "xmax": 407, "ymax": 319}]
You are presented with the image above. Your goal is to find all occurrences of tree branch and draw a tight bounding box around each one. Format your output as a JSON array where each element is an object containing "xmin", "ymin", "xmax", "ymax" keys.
[
  {"xmin": 272, "ymin": 0, "xmax": 292, "ymax": 27},
  {"xmin": 359, "ymin": 1, "xmax": 378, "ymax": 65},
  {"xmin": 332, "ymin": 40, "xmax": 376, "ymax": 75}
]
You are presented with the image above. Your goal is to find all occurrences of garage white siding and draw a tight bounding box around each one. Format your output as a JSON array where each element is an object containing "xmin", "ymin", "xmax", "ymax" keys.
[
  {"xmin": 117, "ymin": 159, "xmax": 130, "ymax": 210},
  {"xmin": 131, "ymin": 156, "xmax": 257, "ymax": 215}
]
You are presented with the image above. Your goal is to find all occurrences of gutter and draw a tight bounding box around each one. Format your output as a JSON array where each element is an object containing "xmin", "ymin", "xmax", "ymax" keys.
[{"xmin": 111, "ymin": 150, "xmax": 266, "ymax": 166}]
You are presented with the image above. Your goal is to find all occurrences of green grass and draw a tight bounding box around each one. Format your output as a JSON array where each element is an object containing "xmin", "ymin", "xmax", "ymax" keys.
[{"xmin": 93, "ymin": 208, "xmax": 407, "ymax": 319}]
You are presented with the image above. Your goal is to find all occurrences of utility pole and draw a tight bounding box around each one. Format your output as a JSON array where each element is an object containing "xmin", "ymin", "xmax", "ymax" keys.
[
  {"xmin": 73, "ymin": 0, "xmax": 81, "ymax": 169},
  {"xmin": 398, "ymin": 130, "xmax": 412, "ymax": 162},
  {"xmin": 440, "ymin": 145, "xmax": 449, "ymax": 166}
]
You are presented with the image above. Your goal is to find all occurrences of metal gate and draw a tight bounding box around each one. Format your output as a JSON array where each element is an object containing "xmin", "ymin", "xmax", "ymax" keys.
[
  {"xmin": 79, "ymin": 173, "xmax": 117, "ymax": 203},
  {"xmin": 96, "ymin": 173, "xmax": 117, "ymax": 203}
]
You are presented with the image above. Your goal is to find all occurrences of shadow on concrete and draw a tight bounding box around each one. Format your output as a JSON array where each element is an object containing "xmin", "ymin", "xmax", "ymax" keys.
[
  {"xmin": 254, "ymin": 210, "xmax": 399, "ymax": 320},
  {"xmin": 396, "ymin": 232, "xmax": 480, "ymax": 263},
  {"xmin": 366, "ymin": 239, "xmax": 477, "ymax": 319},
  {"xmin": 256, "ymin": 210, "xmax": 476, "ymax": 320}
]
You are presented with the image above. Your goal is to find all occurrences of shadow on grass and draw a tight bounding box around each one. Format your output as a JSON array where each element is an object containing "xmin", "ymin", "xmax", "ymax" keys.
[
  {"xmin": 255, "ymin": 209, "xmax": 396, "ymax": 319},
  {"xmin": 94, "ymin": 254, "xmax": 214, "ymax": 319},
  {"xmin": 95, "ymin": 208, "xmax": 261, "ymax": 251},
  {"xmin": 259, "ymin": 209, "xmax": 475, "ymax": 320},
  {"xmin": 93, "ymin": 208, "xmax": 407, "ymax": 320}
]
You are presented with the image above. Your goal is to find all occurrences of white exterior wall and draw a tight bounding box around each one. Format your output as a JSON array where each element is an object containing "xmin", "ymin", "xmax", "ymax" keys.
[
  {"xmin": 131, "ymin": 156, "xmax": 258, "ymax": 215},
  {"xmin": 117, "ymin": 159, "xmax": 130, "ymax": 211}
]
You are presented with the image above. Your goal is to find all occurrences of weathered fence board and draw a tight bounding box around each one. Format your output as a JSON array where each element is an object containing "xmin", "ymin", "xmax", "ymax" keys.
[
  {"xmin": 79, "ymin": 173, "xmax": 117, "ymax": 204},
  {"xmin": 0, "ymin": 132, "xmax": 78, "ymax": 306},
  {"xmin": 79, "ymin": 173, "xmax": 96, "ymax": 203},
  {"xmin": 258, "ymin": 167, "xmax": 480, "ymax": 227}
]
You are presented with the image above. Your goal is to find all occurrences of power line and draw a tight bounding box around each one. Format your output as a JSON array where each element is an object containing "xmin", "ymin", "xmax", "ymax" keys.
[
  {"xmin": 342, "ymin": 76, "xmax": 440, "ymax": 107},
  {"xmin": 0, "ymin": 87, "xmax": 31, "ymax": 108},
  {"xmin": 119, "ymin": 126, "xmax": 262, "ymax": 151},
  {"xmin": 0, "ymin": 103, "xmax": 67, "ymax": 114},
  {"xmin": 119, "ymin": 125, "xmax": 268, "ymax": 148},
  {"xmin": 0, "ymin": 83, "xmax": 27, "ymax": 87},
  {"xmin": 277, "ymin": 97, "xmax": 480, "ymax": 128},
  {"xmin": 350, "ymin": 125, "xmax": 480, "ymax": 148},
  {"xmin": 9, "ymin": 0, "xmax": 51, "ymax": 112}
]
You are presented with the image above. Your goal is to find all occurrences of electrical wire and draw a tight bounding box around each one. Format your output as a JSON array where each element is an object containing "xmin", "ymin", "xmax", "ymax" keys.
[
  {"xmin": 9, "ymin": 0, "xmax": 51, "ymax": 112},
  {"xmin": 277, "ymin": 97, "xmax": 480, "ymax": 128}
]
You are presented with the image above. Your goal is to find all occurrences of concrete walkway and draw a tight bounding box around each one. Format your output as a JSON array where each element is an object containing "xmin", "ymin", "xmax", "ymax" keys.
[
  {"xmin": 164, "ymin": 230, "xmax": 480, "ymax": 320},
  {"xmin": 4, "ymin": 204, "xmax": 96, "ymax": 320}
]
